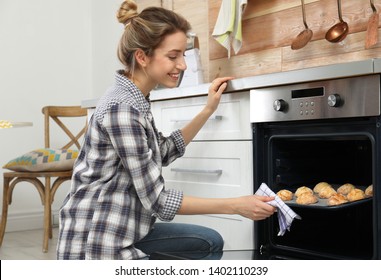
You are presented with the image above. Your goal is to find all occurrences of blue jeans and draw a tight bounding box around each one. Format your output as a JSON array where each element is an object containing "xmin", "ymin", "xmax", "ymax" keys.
[{"xmin": 134, "ymin": 223, "xmax": 224, "ymax": 260}]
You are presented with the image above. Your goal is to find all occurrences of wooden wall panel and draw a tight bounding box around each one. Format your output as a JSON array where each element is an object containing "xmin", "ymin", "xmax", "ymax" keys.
[
  {"xmin": 282, "ymin": 29, "xmax": 381, "ymax": 71},
  {"xmin": 209, "ymin": 48, "xmax": 282, "ymax": 79},
  {"xmin": 208, "ymin": 0, "xmax": 381, "ymax": 81},
  {"xmin": 133, "ymin": 1, "xmax": 381, "ymax": 83},
  {"xmin": 137, "ymin": 0, "xmax": 162, "ymax": 11},
  {"xmin": 242, "ymin": 0, "xmax": 318, "ymax": 19}
]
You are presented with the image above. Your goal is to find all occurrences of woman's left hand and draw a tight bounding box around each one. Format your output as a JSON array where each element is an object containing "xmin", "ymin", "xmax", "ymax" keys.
[{"xmin": 205, "ymin": 76, "xmax": 234, "ymax": 114}]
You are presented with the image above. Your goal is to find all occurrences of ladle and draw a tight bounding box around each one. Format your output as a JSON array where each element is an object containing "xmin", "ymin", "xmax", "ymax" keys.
[
  {"xmin": 365, "ymin": 0, "xmax": 379, "ymax": 49},
  {"xmin": 325, "ymin": 0, "xmax": 349, "ymax": 43},
  {"xmin": 291, "ymin": 0, "xmax": 313, "ymax": 50}
]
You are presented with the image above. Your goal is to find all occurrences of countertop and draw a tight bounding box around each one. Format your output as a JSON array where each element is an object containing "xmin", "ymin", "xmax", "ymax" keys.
[{"xmin": 82, "ymin": 58, "xmax": 381, "ymax": 108}]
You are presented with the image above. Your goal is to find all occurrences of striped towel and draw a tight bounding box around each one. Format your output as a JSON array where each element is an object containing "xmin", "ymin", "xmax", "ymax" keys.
[
  {"xmin": 212, "ymin": 0, "xmax": 247, "ymax": 58},
  {"xmin": 255, "ymin": 183, "xmax": 301, "ymax": 236}
]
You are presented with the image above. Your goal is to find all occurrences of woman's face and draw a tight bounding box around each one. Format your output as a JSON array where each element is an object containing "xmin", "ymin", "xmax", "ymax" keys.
[{"xmin": 146, "ymin": 31, "xmax": 188, "ymax": 88}]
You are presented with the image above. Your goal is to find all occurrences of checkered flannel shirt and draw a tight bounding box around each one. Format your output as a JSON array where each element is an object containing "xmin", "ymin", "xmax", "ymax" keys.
[{"xmin": 57, "ymin": 71, "xmax": 185, "ymax": 259}]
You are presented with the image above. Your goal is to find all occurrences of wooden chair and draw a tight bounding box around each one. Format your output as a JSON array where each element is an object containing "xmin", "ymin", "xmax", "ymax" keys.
[{"xmin": 0, "ymin": 106, "xmax": 87, "ymax": 252}]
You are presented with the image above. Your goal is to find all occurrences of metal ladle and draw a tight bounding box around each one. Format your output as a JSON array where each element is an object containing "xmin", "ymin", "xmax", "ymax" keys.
[
  {"xmin": 325, "ymin": 0, "xmax": 349, "ymax": 43},
  {"xmin": 291, "ymin": 0, "xmax": 313, "ymax": 50}
]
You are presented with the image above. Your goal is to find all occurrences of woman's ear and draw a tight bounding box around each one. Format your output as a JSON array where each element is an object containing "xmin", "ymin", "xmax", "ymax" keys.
[{"xmin": 135, "ymin": 49, "xmax": 148, "ymax": 67}]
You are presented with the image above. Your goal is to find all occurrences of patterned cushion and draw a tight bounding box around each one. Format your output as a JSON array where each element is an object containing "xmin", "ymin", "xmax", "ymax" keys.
[{"xmin": 3, "ymin": 148, "xmax": 79, "ymax": 172}]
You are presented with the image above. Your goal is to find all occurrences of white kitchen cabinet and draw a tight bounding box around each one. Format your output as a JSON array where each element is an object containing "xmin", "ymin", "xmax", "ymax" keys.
[
  {"xmin": 151, "ymin": 91, "xmax": 254, "ymax": 250},
  {"xmin": 151, "ymin": 91, "xmax": 251, "ymax": 141},
  {"xmin": 163, "ymin": 141, "xmax": 253, "ymax": 250}
]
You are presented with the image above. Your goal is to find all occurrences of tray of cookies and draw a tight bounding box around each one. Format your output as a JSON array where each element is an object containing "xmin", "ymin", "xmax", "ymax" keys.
[{"xmin": 277, "ymin": 182, "xmax": 373, "ymax": 209}]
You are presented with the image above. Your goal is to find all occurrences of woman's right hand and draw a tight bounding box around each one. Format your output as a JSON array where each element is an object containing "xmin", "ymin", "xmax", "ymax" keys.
[{"xmin": 232, "ymin": 195, "xmax": 276, "ymax": 221}]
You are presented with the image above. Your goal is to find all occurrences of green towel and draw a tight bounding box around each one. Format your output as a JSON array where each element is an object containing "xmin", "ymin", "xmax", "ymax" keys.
[{"xmin": 212, "ymin": 0, "xmax": 247, "ymax": 58}]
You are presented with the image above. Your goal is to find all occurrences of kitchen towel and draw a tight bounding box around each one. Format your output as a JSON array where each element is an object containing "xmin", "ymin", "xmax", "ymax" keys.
[
  {"xmin": 212, "ymin": 0, "xmax": 247, "ymax": 58},
  {"xmin": 255, "ymin": 183, "xmax": 301, "ymax": 236}
]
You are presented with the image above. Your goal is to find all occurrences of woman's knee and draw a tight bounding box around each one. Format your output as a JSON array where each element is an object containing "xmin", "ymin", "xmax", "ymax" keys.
[
  {"xmin": 167, "ymin": 223, "xmax": 224, "ymax": 252},
  {"xmin": 202, "ymin": 226, "xmax": 224, "ymax": 251}
]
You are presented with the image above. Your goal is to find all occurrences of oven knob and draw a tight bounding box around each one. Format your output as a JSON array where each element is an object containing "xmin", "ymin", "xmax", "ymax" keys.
[
  {"xmin": 328, "ymin": 94, "xmax": 342, "ymax": 107},
  {"xmin": 273, "ymin": 99, "xmax": 287, "ymax": 112}
]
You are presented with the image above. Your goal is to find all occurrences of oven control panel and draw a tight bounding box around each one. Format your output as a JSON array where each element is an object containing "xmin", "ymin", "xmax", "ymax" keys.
[{"xmin": 250, "ymin": 75, "xmax": 381, "ymax": 123}]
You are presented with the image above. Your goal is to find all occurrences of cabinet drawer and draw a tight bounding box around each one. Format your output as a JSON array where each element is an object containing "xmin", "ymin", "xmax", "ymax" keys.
[
  {"xmin": 163, "ymin": 141, "xmax": 254, "ymax": 250},
  {"xmin": 151, "ymin": 91, "xmax": 251, "ymax": 140},
  {"xmin": 163, "ymin": 141, "xmax": 252, "ymax": 197}
]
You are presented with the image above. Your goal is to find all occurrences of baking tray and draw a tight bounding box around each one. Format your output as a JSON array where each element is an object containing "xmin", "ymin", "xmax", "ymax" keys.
[{"xmin": 283, "ymin": 185, "xmax": 373, "ymax": 209}]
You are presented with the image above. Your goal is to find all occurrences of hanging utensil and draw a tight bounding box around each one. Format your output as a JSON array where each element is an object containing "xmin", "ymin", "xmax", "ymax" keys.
[
  {"xmin": 365, "ymin": 0, "xmax": 379, "ymax": 49},
  {"xmin": 291, "ymin": 0, "xmax": 313, "ymax": 50},
  {"xmin": 325, "ymin": 0, "xmax": 349, "ymax": 43}
]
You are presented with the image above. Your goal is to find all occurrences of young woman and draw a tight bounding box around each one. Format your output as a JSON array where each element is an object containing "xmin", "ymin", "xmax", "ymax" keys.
[{"xmin": 56, "ymin": 0, "xmax": 276, "ymax": 260}]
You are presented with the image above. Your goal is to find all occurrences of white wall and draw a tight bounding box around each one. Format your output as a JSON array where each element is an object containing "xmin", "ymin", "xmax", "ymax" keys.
[
  {"xmin": 0, "ymin": 0, "xmax": 123, "ymax": 232},
  {"xmin": 91, "ymin": 0, "xmax": 124, "ymax": 98}
]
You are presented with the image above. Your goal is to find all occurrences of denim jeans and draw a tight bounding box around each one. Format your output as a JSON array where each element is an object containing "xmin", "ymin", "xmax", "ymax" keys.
[{"xmin": 134, "ymin": 223, "xmax": 224, "ymax": 260}]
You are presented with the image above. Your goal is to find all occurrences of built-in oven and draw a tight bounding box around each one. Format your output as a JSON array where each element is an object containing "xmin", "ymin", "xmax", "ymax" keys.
[{"xmin": 250, "ymin": 74, "xmax": 381, "ymax": 259}]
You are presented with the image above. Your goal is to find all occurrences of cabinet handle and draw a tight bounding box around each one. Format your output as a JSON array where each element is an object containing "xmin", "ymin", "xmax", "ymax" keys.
[
  {"xmin": 170, "ymin": 115, "xmax": 223, "ymax": 122},
  {"xmin": 170, "ymin": 168, "xmax": 223, "ymax": 175}
]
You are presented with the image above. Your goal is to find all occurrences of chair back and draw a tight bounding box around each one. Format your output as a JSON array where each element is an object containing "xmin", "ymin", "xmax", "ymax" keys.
[{"xmin": 42, "ymin": 106, "xmax": 87, "ymax": 150}]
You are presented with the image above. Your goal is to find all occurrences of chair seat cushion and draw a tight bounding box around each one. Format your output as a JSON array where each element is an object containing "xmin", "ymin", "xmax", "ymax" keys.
[{"xmin": 2, "ymin": 148, "xmax": 79, "ymax": 172}]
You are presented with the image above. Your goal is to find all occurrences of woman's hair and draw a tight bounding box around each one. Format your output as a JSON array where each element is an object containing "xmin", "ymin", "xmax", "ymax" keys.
[{"xmin": 116, "ymin": 0, "xmax": 191, "ymax": 77}]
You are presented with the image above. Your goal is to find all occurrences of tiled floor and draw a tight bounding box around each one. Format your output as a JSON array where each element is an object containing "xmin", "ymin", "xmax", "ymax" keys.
[{"xmin": 0, "ymin": 228, "xmax": 58, "ymax": 260}]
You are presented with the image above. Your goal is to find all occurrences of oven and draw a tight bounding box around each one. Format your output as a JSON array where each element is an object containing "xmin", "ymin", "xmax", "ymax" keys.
[{"xmin": 250, "ymin": 74, "xmax": 381, "ymax": 259}]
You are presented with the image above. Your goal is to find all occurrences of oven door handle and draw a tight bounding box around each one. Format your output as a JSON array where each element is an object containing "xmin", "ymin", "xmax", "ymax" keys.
[
  {"xmin": 170, "ymin": 115, "xmax": 223, "ymax": 122},
  {"xmin": 170, "ymin": 168, "xmax": 223, "ymax": 175}
]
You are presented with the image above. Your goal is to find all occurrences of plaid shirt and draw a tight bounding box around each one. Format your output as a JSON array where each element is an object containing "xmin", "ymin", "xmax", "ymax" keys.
[{"xmin": 57, "ymin": 71, "xmax": 185, "ymax": 259}]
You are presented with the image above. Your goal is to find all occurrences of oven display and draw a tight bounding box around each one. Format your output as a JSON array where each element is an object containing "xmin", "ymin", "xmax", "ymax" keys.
[{"xmin": 292, "ymin": 87, "xmax": 324, "ymax": 99}]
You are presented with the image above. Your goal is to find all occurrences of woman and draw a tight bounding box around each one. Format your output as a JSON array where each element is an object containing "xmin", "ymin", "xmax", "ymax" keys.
[{"xmin": 56, "ymin": 0, "xmax": 276, "ymax": 260}]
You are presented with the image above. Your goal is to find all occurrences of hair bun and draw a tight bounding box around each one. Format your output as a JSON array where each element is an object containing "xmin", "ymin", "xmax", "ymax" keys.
[{"xmin": 117, "ymin": 0, "xmax": 138, "ymax": 25}]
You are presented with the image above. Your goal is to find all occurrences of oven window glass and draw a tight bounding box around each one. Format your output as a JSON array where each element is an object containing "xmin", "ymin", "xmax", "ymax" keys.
[{"xmin": 268, "ymin": 134, "xmax": 374, "ymax": 259}]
